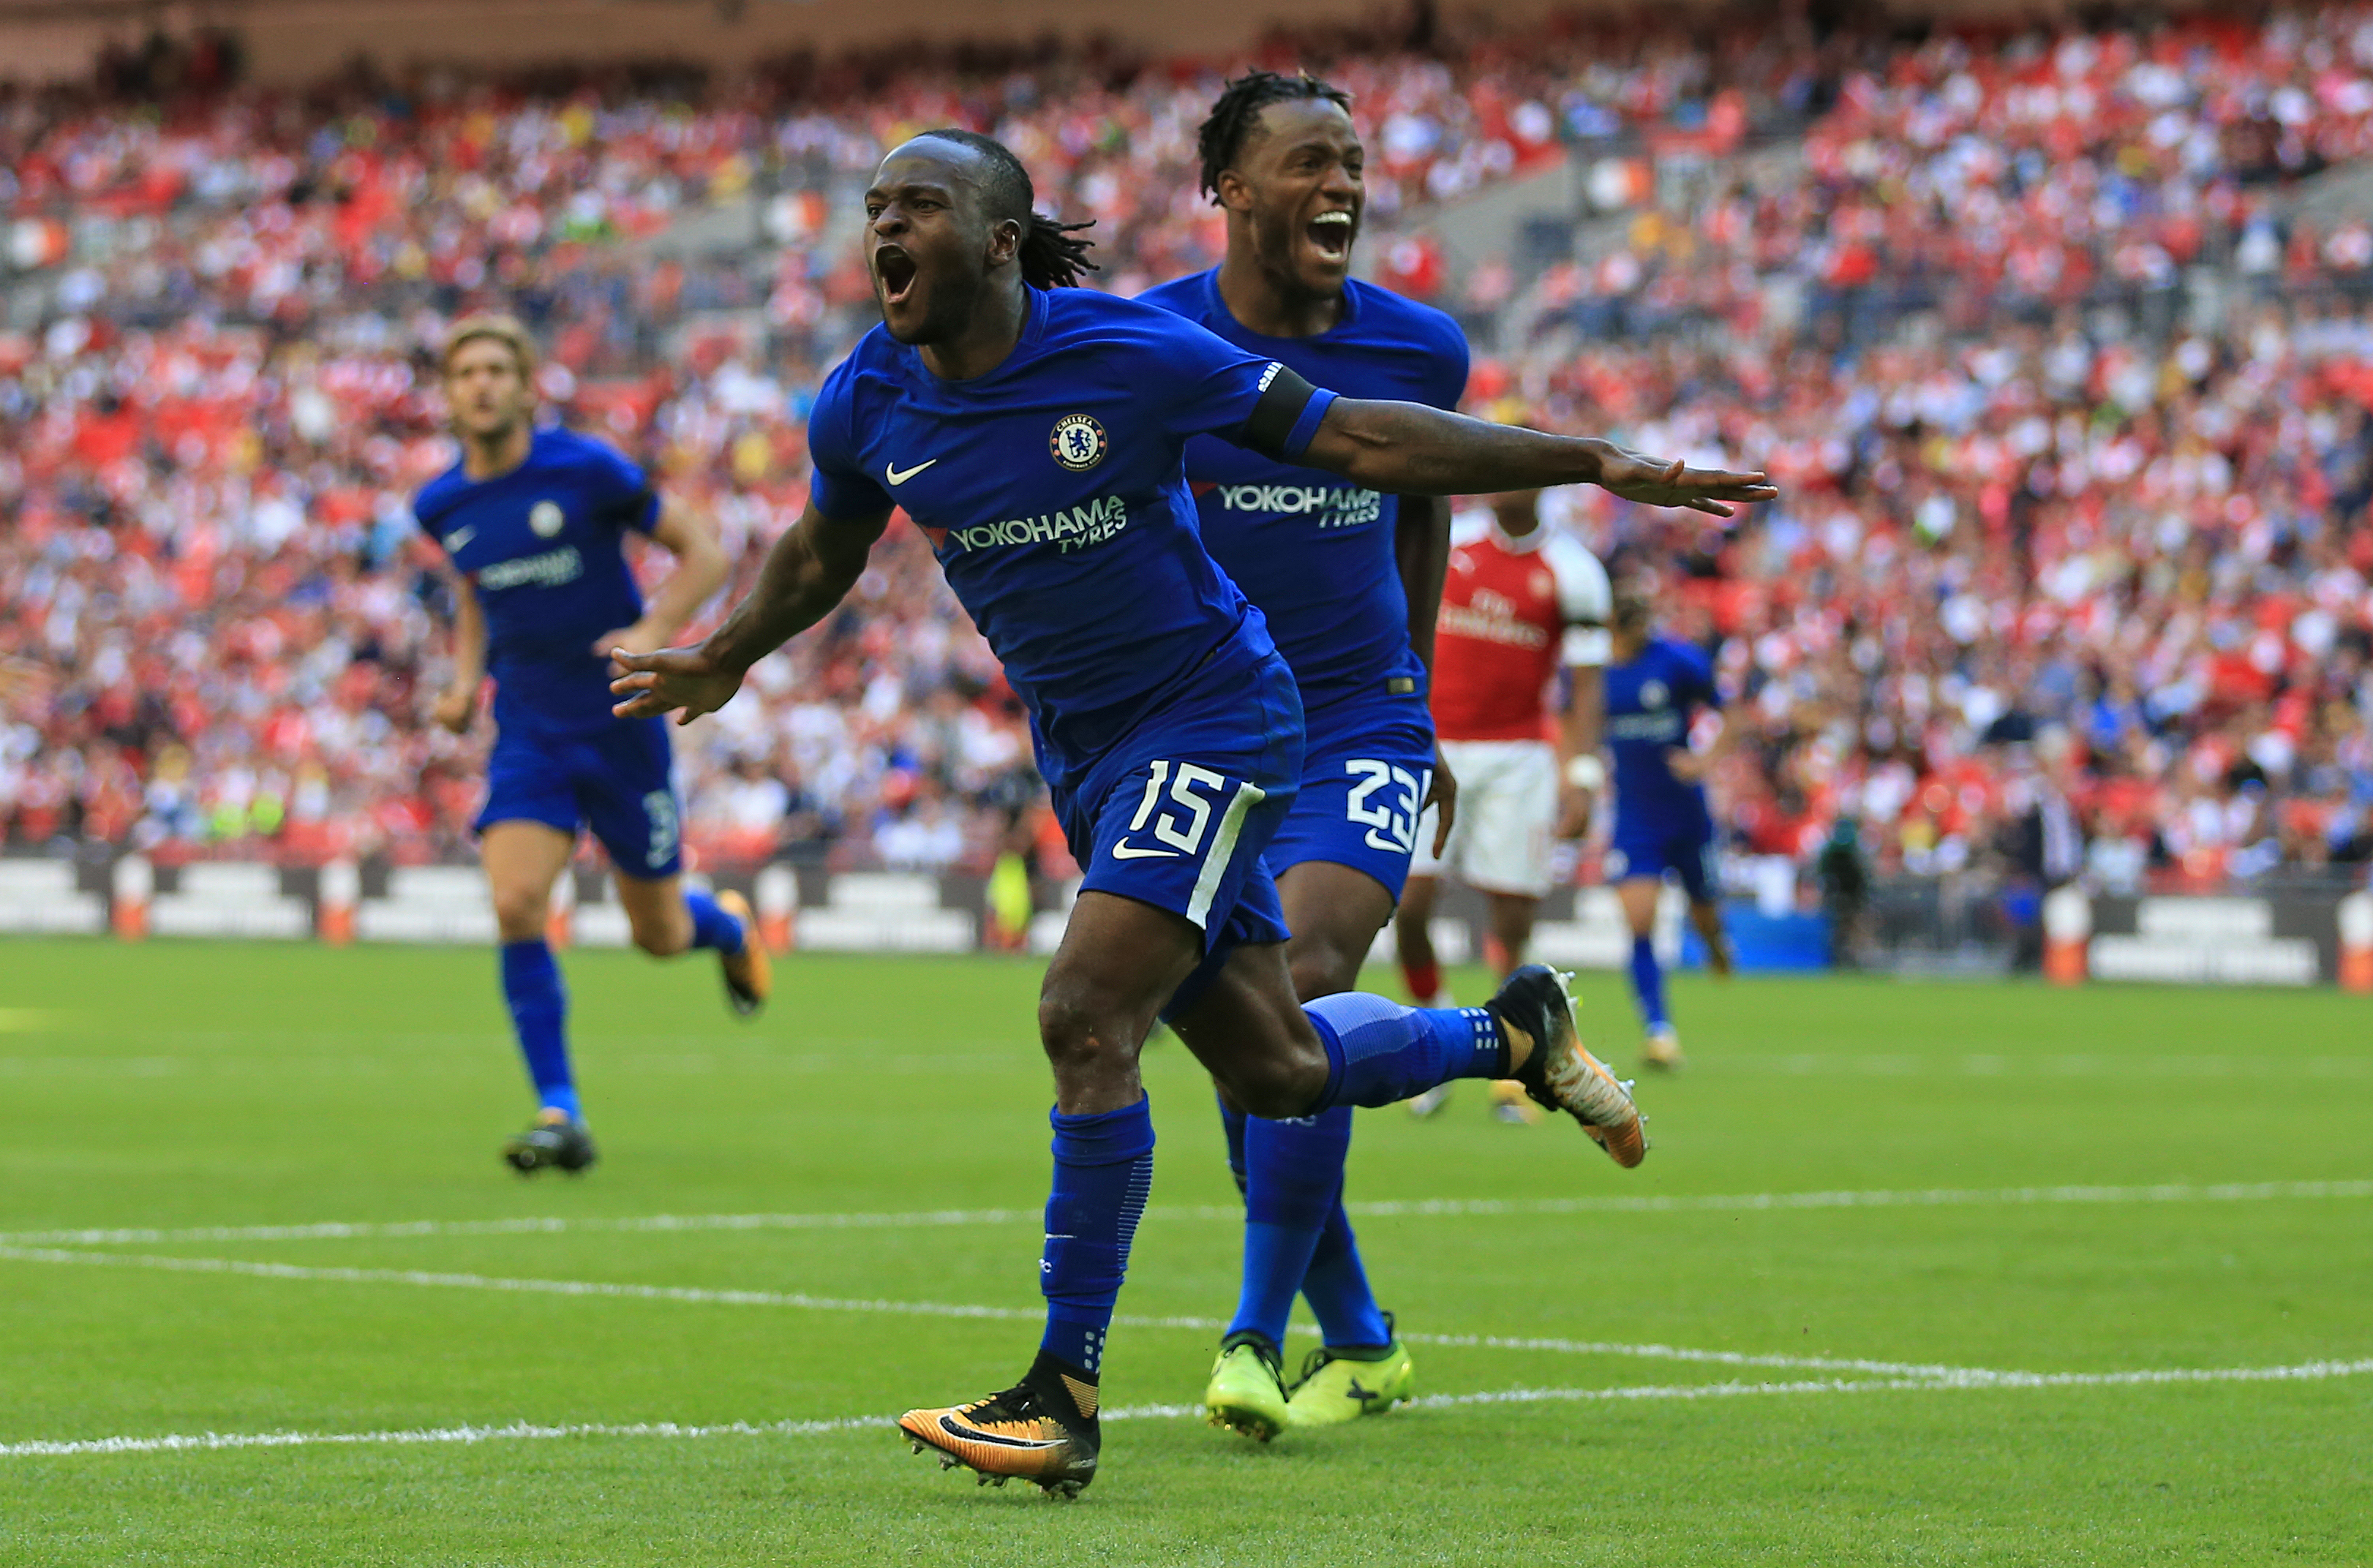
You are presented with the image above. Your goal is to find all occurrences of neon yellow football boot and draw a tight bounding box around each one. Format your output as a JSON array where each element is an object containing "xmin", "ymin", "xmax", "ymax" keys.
[
  {"xmin": 1203, "ymin": 1332, "xmax": 1290, "ymax": 1441},
  {"xmin": 1284, "ymin": 1317, "xmax": 1416, "ymax": 1428}
]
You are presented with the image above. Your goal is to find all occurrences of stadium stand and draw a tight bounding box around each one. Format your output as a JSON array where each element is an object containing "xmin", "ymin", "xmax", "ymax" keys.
[{"xmin": 1, "ymin": 7, "xmax": 2369, "ymax": 967}]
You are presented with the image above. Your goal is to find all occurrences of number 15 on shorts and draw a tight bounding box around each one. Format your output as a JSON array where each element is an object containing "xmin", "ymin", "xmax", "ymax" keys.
[{"xmin": 1116, "ymin": 760, "xmax": 1260, "ymax": 860}]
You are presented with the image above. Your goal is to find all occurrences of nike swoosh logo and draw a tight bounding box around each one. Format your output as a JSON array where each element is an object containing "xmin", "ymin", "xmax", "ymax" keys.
[
  {"xmin": 884, "ymin": 459, "xmax": 937, "ymax": 486},
  {"xmin": 1110, "ymin": 839, "xmax": 1181, "ymax": 860},
  {"xmin": 936, "ymin": 1415, "xmax": 1061, "ymax": 1450},
  {"xmin": 445, "ymin": 527, "xmax": 475, "ymax": 551}
]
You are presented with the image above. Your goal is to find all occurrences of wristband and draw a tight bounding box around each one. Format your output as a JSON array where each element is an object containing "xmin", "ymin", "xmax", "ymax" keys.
[{"xmin": 1564, "ymin": 754, "xmax": 1606, "ymax": 791}]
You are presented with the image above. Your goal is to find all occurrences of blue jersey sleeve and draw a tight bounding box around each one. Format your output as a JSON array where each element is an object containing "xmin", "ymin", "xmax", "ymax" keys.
[
  {"xmin": 413, "ymin": 501, "xmax": 443, "ymax": 544},
  {"xmin": 581, "ymin": 439, "xmax": 660, "ymax": 536},
  {"xmin": 412, "ymin": 470, "xmax": 460, "ymax": 543},
  {"xmin": 805, "ymin": 355, "xmax": 895, "ymax": 521},
  {"xmin": 1682, "ymin": 644, "xmax": 1721, "ymax": 711},
  {"xmin": 1142, "ymin": 311, "xmax": 1337, "ymax": 461},
  {"xmin": 1421, "ymin": 315, "xmax": 1472, "ymax": 412}
]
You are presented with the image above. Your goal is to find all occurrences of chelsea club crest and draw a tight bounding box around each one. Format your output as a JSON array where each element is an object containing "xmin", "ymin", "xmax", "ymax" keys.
[{"xmin": 1049, "ymin": 412, "xmax": 1108, "ymax": 472}]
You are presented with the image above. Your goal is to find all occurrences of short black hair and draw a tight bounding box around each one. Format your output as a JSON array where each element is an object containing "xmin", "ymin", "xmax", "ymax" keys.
[
  {"xmin": 1195, "ymin": 69, "xmax": 1355, "ymax": 203},
  {"xmin": 911, "ymin": 127, "xmax": 1098, "ymax": 290}
]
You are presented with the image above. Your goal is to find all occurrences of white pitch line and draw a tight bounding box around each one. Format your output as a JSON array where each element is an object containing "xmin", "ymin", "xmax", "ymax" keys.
[
  {"xmin": 1724, "ymin": 1053, "xmax": 2373, "ymax": 1079},
  {"xmin": 1428, "ymin": 1356, "xmax": 2373, "ymax": 1401},
  {"xmin": 0, "ymin": 1414, "xmax": 886, "ymax": 1458},
  {"xmin": 0, "ymin": 1245, "xmax": 1058, "ymax": 1325},
  {"xmin": 0, "ymin": 1208, "xmax": 1049, "ymax": 1248},
  {"xmin": 11, "ymin": 1358, "xmax": 2372, "ymax": 1462},
  {"xmin": 1391, "ymin": 1333, "xmax": 1977, "ymax": 1381},
  {"xmin": 18, "ymin": 1244, "xmax": 2367, "ymax": 1389},
  {"xmin": 1345, "ymin": 1178, "xmax": 2373, "ymax": 1220},
  {"xmin": 0, "ymin": 1245, "xmax": 1963, "ymax": 1376},
  {"xmin": 9, "ymin": 1178, "xmax": 2367, "ymax": 1249}
]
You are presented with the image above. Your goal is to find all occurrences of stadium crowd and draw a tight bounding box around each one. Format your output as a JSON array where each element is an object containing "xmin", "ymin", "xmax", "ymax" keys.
[
  {"xmin": 1508, "ymin": 6, "xmax": 2373, "ymax": 894},
  {"xmin": 1, "ymin": 6, "xmax": 2371, "ymax": 905}
]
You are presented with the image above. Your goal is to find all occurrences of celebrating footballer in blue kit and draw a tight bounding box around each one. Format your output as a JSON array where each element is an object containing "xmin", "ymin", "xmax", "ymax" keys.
[
  {"xmin": 1603, "ymin": 581, "xmax": 1738, "ymax": 1074},
  {"xmin": 1140, "ymin": 71, "xmax": 1469, "ymax": 1441},
  {"xmin": 418, "ymin": 315, "xmax": 771, "ymax": 1177},
  {"xmin": 610, "ymin": 128, "xmax": 1772, "ymax": 1497}
]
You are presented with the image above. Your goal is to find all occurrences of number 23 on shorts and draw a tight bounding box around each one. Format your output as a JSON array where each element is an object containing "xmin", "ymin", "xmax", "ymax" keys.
[{"xmin": 1344, "ymin": 758, "xmax": 1427, "ymax": 855}]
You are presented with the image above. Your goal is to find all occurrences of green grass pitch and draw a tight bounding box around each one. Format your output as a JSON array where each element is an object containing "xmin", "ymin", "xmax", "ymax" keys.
[{"xmin": 1, "ymin": 938, "xmax": 2368, "ymax": 1566}]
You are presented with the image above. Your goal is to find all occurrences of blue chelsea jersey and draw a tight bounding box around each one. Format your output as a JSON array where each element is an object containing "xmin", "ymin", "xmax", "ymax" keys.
[
  {"xmin": 805, "ymin": 286, "xmax": 1336, "ymax": 793},
  {"xmin": 1135, "ymin": 271, "xmax": 1468, "ymax": 717},
  {"xmin": 414, "ymin": 426, "xmax": 660, "ymax": 736},
  {"xmin": 1604, "ymin": 636, "xmax": 1720, "ymax": 827}
]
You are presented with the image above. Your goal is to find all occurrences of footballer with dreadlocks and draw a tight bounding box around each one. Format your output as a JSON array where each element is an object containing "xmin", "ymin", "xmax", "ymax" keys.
[
  {"xmin": 1140, "ymin": 68, "xmax": 1470, "ymax": 1441},
  {"xmin": 612, "ymin": 127, "xmax": 1774, "ymax": 1496}
]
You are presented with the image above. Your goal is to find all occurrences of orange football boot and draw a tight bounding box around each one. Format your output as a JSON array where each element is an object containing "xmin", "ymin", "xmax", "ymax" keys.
[
  {"xmin": 714, "ymin": 889, "xmax": 770, "ymax": 1017},
  {"xmin": 898, "ymin": 1373, "xmax": 1099, "ymax": 1498},
  {"xmin": 1492, "ymin": 964, "xmax": 1648, "ymax": 1167}
]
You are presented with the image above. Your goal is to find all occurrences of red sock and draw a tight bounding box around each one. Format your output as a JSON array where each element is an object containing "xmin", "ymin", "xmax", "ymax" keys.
[{"xmin": 1400, "ymin": 956, "xmax": 1440, "ymax": 1004}]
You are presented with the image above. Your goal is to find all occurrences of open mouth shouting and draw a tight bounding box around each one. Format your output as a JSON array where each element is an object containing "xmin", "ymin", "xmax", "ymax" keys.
[
  {"xmin": 1305, "ymin": 208, "xmax": 1357, "ymax": 265},
  {"xmin": 874, "ymin": 244, "xmax": 920, "ymax": 308}
]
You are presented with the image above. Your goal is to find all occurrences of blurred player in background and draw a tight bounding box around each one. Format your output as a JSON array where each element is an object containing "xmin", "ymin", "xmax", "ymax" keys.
[
  {"xmin": 612, "ymin": 129, "xmax": 1764, "ymax": 1497},
  {"xmin": 1398, "ymin": 478, "xmax": 1611, "ymax": 1119},
  {"xmin": 417, "ymin": 315, "xmax": 770, "ymax": 1177},
  {"xmin": 1603, "ymin": 580, "xmax": 1734, "ymax": 1071},
  {"xmin": 1140, "ymin": 69, "xmax": 1465, "ymax": 1439}
]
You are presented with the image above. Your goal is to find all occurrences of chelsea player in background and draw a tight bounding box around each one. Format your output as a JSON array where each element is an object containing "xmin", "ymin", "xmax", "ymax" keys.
[
  {"xmin": 1603, "ymin": 581, "xmax": 1737, "ymax": 1072},
  {"xmin": 1140, "ymin": 71, "xmax": 1464, "ymax": 1440},
  {"xmin": 418, "ymin": 316, "xmax": 770, "ymax": 1177},
  {"xmin": 612, "ymin": 130, "xmax": 1770, "ymax": 1497}
]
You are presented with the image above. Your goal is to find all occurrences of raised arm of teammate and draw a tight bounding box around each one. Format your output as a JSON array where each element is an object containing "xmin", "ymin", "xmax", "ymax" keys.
[
  {"xmin": 596, "ymin": 505, "xmax": 734, "ymax": 660},
  {"xmin": 1394, "ymin": 491, "xmax": 1459, "ymax": 854},
  {"xmin": 1666, "ymin": 704, "xmax": 1739, "ymax": 784},
  {"xmin": 1549, "ymin": 538, "xmax": 1612, "ymax": 840},
  {"xmin": 1556, "ymin": 665, "xmax": 1603, "ymax": 840},
  {"xmin": 607, "ymin": 501, "xmax": 890, "ymax": 723},
  {"xmin": 432, "ymin": 571, "xmax": 489, "ymax": 734},
  {"xmin": 1299, "ymin": 399, "xmax": 1774, "ymax": 516}
]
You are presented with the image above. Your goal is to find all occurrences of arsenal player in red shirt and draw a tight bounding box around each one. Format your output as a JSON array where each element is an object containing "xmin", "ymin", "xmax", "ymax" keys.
[{"xmin": 1396, "ymin": 483, "xmax": 1611, "ymax": 1119}]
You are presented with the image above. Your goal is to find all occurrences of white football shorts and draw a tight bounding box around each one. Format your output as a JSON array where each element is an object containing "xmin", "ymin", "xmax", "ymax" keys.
[{"xmin": 1408, "ymin": 738, "xmax": 1557, "ymax": 900}]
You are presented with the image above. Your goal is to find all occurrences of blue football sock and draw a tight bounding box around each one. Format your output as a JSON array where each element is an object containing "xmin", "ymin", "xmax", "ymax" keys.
[
  {"xmin": 1227, "ymin": 1105, "xmax": 1353, "ymax": 1349},
  {"xmin": 1304, "ymin": 992, "xmax": 1504, "ymax": 1110},
  {"xmin": 1629, "ymin": 935, "xmax": 1670, "ymax": 1032},
  {"xmin": 1219, "ymin": 1095, "xmax": 1388, "ymax": 1349},
  {"xmin": 684, "ymin": 889, "xmax": 745, "ymax": 954},
  {"xmin": 499, "ymin": 939, "xmax": 577, "ymax": 1120},
  {"xmin": 1217, "ymin": 1096, "xmax": 1249, "ymax": 1199},
  {"xmin": 1301, "ymin": 1199, "xmax": 1392, "ymax": 1350},
  {"xmin": 1039, "ymin": 1097, "xmax": 1156, "ymax": 1378}
]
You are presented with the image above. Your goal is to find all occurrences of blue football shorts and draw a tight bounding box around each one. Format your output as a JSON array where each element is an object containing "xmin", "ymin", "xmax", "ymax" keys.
[
  {"xmin": 1051, "ymin": 649, "xmax": 1304, "ymax": 1021},
  {"xmin": 1607, "ymin": 815, "xmax": 1718, "ymax": 905},
  {"xmin": 1260, "ymin": 691, "xmax": 1434, "ymax": 904},
  {"xmin": 476, "ymin": 714, "xmax": 682, "ymax": 881}
]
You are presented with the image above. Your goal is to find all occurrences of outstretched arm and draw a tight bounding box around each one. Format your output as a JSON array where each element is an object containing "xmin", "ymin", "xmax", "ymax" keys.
[
  {"xmin": 610, "ymin": 501, "xmax": 890, "ymax": 723},
  {"xmin": 1298, "ymin": 399, "xmax": 1775, "ymax": 516}
]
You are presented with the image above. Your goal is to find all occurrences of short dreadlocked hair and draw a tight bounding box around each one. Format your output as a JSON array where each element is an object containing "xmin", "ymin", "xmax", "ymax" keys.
[
  {"xmin": 911, "ymin": 127, "xmax": 1098, "ymax": 290},
  {"xmin": 1195, "ymin": 69, "xmax": 1355, "ymax": 203}
]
